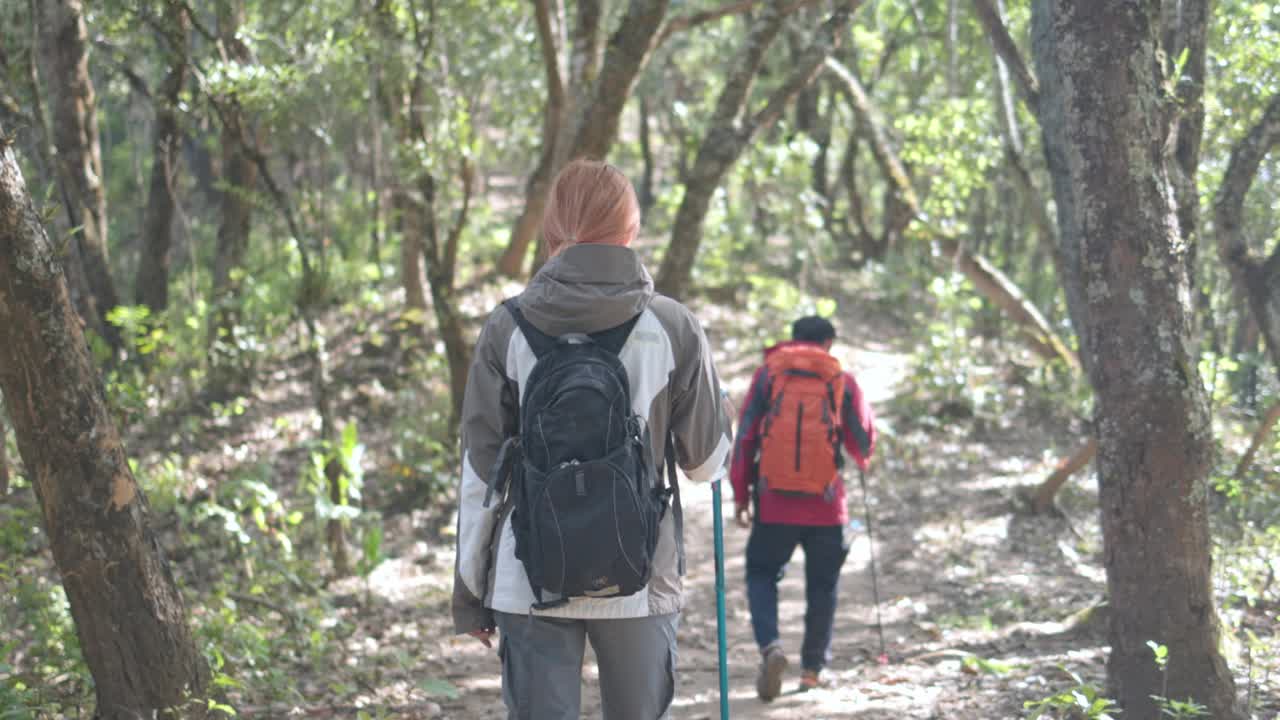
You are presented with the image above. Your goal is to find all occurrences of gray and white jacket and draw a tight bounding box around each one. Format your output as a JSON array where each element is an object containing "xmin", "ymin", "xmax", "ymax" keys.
[{"xmin": 452, "ymin": 244, "xmax": 731, "ymax": 634}]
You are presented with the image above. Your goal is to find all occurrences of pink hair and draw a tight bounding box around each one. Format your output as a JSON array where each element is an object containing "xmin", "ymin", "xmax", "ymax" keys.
[{"xmin": 542, "ymin": 159, "xmax": 640, "ymax": 255}]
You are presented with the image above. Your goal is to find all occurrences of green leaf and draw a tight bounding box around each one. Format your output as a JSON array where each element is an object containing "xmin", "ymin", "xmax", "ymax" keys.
[
  {"xmin": 420, "ymin": 678, "xmax": 460, "ymax": 699},
  {"xmin": 342, "ymin": 422, "xmax": 360, "ymax": 459}
]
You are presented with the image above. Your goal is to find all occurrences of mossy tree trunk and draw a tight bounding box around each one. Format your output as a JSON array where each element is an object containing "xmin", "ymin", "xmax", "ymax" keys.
[
  {"xmin": 36, "ymin": 0, "xmax": 122, "ymax": 351},
  {"xmin": 1031, "ymin": 2, "xmax": 1241, "ymax": 715},
  {"xmin": 0, "ymin": 125, "xmax": 209, "ymax": 720}
]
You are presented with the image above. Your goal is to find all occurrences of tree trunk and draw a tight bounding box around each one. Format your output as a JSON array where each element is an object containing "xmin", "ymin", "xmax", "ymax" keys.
[
  {"xmin": 395, "ymin": 190, "xmax": 428, "ymax": 311},
  {"xmin": 0, "ymin": 409, "xmax": 9, "ymax": 496},
  {"xmin": 556, "ymin": 0, "xmax": 608, "ymax": 167},
  {"xmin": 502, "ymin": 0, "xmax": 614, "ymax": 276},
  {"xmin": 1250, "ymin": 247, "xmax": 1280, "ymax": 373},
  {"xmin": 209, "ymin": 1, "xmax": 258, "ymax": 388},
  {"xmin": 421, "ymin": 163, "xmax": 475, "ymax": 428},
  {"xmin": 973, "ymin": 0, "xmax": 1094, "ymax": 366},
  {"xmin": 656, "ymin": 1, "xmax": 861, "ymax": 299},
  {"xmin": 0, "ymin": 127, "xmax": 209, "ymax": 720},
  {"xmin": 1165, "ymin": 0, "xmax": 1209, "ymax": 266},
  {"xmin": 946, "ymin": 0, "xmax": 959, "ymax": 96},
  {"xmin": 569, "ymin": 0, "xmax": 667, "ymax": 162},
  {"xmin": 793, "ymin": 25, "xmax": 833, "ymax": 200},
  {"xmin": 134, "ymin": 0, "xmax": 190, "ymax": 314},
  {"xmin": 496, "ymin": 0, "xmax": 568, "ymax": 278},
  {"xmin": 36, "ymin": 0, "xmax": 122, "ymax": 351},
  {"xmin": 637, "ymin": 92, "xmax": 656, "ymax": 218},
  {"xmin": 1030, "ymin": 3, "xmax": 1240, "ymax": 716}
]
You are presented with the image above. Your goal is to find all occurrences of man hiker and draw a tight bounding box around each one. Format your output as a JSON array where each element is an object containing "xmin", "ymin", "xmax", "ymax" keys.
[
  {"xmin": 730, "ymin": 315, "xmax": 877, "ymax": 700},
  {"xmin": 452, "ymin": 159, "xmax": 732, "ymax": 719}
]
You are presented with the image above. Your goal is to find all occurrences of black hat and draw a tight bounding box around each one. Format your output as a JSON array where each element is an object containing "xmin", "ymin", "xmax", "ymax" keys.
[{"xmin": 792, "ymin": 316, "xmax": 836, "ymax": 343}]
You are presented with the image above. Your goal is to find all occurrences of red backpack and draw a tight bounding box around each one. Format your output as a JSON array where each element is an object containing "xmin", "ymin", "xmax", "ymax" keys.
[{"xmin": 757, "ymin": 345, "xmax": 844, "ymax": 496}]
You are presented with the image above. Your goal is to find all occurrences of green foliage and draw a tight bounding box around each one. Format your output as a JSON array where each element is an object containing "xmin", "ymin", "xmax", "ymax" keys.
[
  {"xmin": 1146, "ymin": 642, "xmax": 1211, "ymax": 719},
  {"xmin": 1023, "ymin": 667, "xmax": 1119, "ymax": 719},
  {"xmin": 1148, "ymin": 640, "xmax": 1170, "ymax": 670},
  {"xmin": 962, "ymin": 654, "xmax": 1017, "ymax": 676},
  {"xmin": 307, "ymin": 421, "xmax": 366, "ymax": 526},
  {"xmin": 0, "ymin": 0, "xmax": 1272, "ymax": 713},
  {"xmin": 912, "ymin": 274, "xmax": 983, "ymax": 411},
  {"xmin": 0, "ymin": 565, "xmax": 92, "ymax": 716}
]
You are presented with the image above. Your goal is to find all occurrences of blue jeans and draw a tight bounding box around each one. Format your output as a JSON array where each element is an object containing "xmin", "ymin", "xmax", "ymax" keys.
[{"xmin": 745, "ymin": 522, "xmax": 849, "ymax": 671}]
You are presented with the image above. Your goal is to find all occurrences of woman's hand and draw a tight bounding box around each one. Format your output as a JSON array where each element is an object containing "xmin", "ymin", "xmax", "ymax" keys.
[
  {"xmin": 469, "ymin": 628, "xmax": 495, "ymax": 648},
  {"xmin": 735, "ymin": 504, "xmax": 752, "ymax": 529}
]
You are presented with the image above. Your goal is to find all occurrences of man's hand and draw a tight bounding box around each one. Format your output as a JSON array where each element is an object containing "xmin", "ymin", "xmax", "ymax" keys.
[
  {"xmin": 468, "ymin": 628, "xmax": 495, "ymax": 648},
  {"xmin": 735, "ymin": 504, "xmax": 752, "ymax": 529}
]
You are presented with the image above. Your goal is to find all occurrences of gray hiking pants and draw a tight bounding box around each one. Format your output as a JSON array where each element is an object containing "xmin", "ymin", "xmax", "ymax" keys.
[{"xmin": 494, "ymin": 611, "xmax": 679, "ymax": 720}]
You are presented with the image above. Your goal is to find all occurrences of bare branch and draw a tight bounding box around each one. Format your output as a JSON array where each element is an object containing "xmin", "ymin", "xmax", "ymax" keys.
[
  {"xmin": 656, "ymin": 0, "xmax": 824, "ymax": 47},
  {"xmin": 443, "ymin": 157, "xmax": 474, "ymax": 287},
  {"xmin": 970, "ymin": 0, "xmax": 1039, "ymax": 112}
]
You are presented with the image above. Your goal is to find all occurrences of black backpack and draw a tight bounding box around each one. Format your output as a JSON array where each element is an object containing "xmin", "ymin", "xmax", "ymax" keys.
[{"xmin": 484, "ymin": 299, "xmax": 680, "ymax": 610}]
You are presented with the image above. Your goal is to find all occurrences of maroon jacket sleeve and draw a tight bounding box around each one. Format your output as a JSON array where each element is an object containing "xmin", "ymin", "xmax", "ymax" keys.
[
  {"xmin": 840, "ymin": 371, "xmax": 876, "ymax": 471},
  {"xmin": 729, "ymin": 366, "xmax": 769, "ymax": 509}
]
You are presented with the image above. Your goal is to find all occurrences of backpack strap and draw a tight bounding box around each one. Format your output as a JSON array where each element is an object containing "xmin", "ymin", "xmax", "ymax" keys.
[
  {"xmin": 665, "ymin": 433, "xmax": 686, "ymax": 576},
  {"xmin": 504, "ymin": 298, "xmax": 642, "ymax": 358},
  {"xmin": 483, "ymin": 436, "xmax": 520, "ymax": 509},
  {"xmin": 502, "ymin": 298, "xmax": 557, "ymax": 359},
  {"xmin": 590, "ymin": 312, "xmax": 642, "ymax": 355}
]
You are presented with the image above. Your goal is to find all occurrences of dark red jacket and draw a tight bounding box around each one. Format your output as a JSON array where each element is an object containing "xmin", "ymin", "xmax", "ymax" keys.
[{"xmin": 729, "ymin": 341, "xmax": 876, "ymax": 526}]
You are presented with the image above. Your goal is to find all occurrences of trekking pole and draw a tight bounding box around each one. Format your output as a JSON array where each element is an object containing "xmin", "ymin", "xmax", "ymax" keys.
[
  {"xmin": 711, "ymin": 472, "xmax": 732, "ymax": 719},
  {"xmin": 857, "ymin": 466, "xmax": 889, "ymax": 664}
]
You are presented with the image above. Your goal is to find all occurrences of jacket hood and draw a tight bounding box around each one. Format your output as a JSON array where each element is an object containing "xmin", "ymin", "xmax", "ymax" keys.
[
  {"xmin": 763, "ymin": 339, "xmax": 827, "ymax": 358},
  {"xmin": 517, "ymin": 244, "xmax": 654, "ymax": 336}
]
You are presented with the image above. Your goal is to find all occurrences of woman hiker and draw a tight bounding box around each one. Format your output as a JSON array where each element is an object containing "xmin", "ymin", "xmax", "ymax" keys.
[{"xmin": 452, "ymin": 159, "xmax": 732, "ymax": 719}]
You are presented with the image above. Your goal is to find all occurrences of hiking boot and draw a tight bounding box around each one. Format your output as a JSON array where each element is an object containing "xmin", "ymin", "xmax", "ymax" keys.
[
  {"xmin": 756, "ymin": 645, "xmax": 788, "ymax": 702},
  {"xmin": 798, "ymin": 668, "xmax": 824, "ymax": 692}
]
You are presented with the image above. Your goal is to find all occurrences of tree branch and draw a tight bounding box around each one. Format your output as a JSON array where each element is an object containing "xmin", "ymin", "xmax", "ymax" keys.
[
  {"xmin": 91, "ymin": 39, "xmax": 153, "ymax": 100},
  {"xmin": 172, "ymin": 0, "xmax": 218, "ymax": 45},
  {"xmin": 745, "ymin": 0, "xmax": 866, "ymax": 137},
  {"xmin": 656, "ymin": 0, "xmax": 760, "ymax": 46},
  {"xmin": 1233, "ymin": 400, "xmax": 1280, "ymax": 480},
  {"xmin": 825, "ymin": 56, "xmax": 1079, "ymax": 370},
  {"xmin": 1212, "ymin": 92, "xmax": 1280, "ymax": 269},
  {"xmin": 823, "ymin": 57, "xmax": 918, "ymax": 210},
  {"xmin": 566, "ymin": 0, "xmax": 670, "ymax": 160},
  {"xmin": 656, "ymin": 0, "xmax": 826, "ymax": 47},
  {"xmin": 533, "ymin": 0, "xmax": 566, "ymax": 106},
  {"xmin": 970, "ymin": 0, "xmax": 1039, "ymax": 112},
  {"xmin": 443, "ymin": 158, "xmax": 474, "ymax": 288}
]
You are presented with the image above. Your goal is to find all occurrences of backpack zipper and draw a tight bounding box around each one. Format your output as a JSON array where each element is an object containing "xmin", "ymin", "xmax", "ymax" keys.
[{"xmin": 795, "ymin": 403, "xmax": 804, "ymax": 472}]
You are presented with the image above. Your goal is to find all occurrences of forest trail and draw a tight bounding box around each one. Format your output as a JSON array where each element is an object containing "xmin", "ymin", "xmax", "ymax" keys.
[{"xmin": 333, "ymin": 301, "xmax": 1119, "ymax": 720}]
